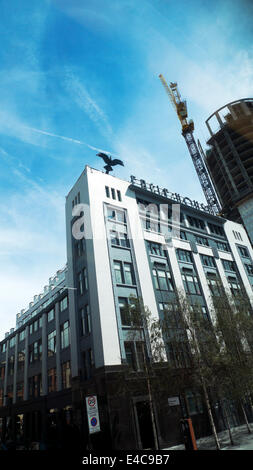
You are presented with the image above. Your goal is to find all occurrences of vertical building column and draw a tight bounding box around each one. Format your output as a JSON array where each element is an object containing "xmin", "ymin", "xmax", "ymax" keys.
[
  {"xmin": 55, "ymin": 302, "xmax": 62, "ymax": 392},
  {"xmin": 68, "ymin": 287, "xmax": 79, "ymax": 377},
  {"xmin": 192, "ymin": 252, "xmax": 216, "ymax": 323},
  {"xmin": 41, "ymin": 312, "xmax": 48, "ymax": 395},
  {"xmin": 23, "ymin": 325, "xmax": 29, "ymax": 401},
  {"xmin": 215, "ymin": 258, "xmax": 232, "ymax": 293},
  {"xmin": 3, "ymin": 339, "xmax": 9, "ymax": 406},
  {"xmin": 12, "ymin": 334, "xmax": 19, "ymax": 404}
]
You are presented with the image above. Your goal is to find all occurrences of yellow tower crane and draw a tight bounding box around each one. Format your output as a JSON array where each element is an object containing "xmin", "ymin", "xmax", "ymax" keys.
[{"xmin": 158, "ymin": 74, "xmax": 221, "ymax": 215}]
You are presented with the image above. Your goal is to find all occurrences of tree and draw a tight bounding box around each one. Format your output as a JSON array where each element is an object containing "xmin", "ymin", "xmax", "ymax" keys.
[{"xmin": 211, "ymin": 288, "xmax": 253, "ymax": 434}]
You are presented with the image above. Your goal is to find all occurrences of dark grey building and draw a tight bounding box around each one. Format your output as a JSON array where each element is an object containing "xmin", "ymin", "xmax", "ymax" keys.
[{"xmin": 204, "ymin": 98, "xmax": 253, "ymax": 244}]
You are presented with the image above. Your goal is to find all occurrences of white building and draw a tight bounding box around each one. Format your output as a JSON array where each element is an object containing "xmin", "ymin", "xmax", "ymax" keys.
[
  {"xmin": 1, "ymin": 164, "xmax": 253, "ymax": 450},
  {"xmin": 66, "ymin": 166, "xmax": 253, "ymax": 373}
]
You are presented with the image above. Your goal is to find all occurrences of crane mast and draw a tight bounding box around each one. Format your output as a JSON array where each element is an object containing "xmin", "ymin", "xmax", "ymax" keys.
[{"xmin": 159, "ymin": 74, "xmax": 221, "ymax": 215}]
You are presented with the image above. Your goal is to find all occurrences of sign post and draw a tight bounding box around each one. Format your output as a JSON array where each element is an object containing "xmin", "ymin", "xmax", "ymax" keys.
[{"xmin": 86, "ymin": 395, "xmax": 101, "ymax": 435}]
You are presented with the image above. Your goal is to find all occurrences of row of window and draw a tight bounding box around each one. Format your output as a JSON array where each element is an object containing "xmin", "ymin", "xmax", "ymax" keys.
[
  {"xmin": 72, "ymin": 192, "xmax": 80, "ymax": 209},
  {"xmin": 4, "ymin": 298, "xmax": 69, "ymax": 352},
  {"xmin": 3, "ymin": 362, "xmax": 71, "ymax": 403},
  {"xmin": 105, "ymin": 186, "xmax": 122, "ymax": 202},
  {"xmin": 4, "ymin": 323, "xmax": 71, "ymax": 373},
  {"xmin": 233, "ymin": 230, "xmax": 243, "ymax": 241}
]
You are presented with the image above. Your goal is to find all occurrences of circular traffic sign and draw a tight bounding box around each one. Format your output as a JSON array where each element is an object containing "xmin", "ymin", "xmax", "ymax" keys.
[
  {"xmin": 90, "ymin": 417, "xmax": 97, "ymax": 427},
  {"xmin": 88, "ymin": 396, "xmax": 96, "ymax": 407}
]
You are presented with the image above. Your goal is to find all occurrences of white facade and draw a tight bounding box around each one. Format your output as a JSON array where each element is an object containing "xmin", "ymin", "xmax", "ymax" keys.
[{"xmin": 65, "ymin": 166, "xmax": 253, "ymax": 373}]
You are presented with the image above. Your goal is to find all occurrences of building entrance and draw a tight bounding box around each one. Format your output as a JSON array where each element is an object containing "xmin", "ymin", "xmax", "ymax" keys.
[{"xmin": 135, "ymin": 401, "xmax": 155, "ymax": 449}]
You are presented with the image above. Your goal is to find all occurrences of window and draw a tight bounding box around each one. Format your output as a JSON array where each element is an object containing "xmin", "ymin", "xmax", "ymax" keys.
[
  {"xmin": 195, "ymin": 235, "xmax": 209, "ymax": 246},
  {"xmin": 136, "ymin": 343, "xmax": 145, "ymax": 371},
  {"xmin": 62, "ymin": 361, "xmax": 71, "ymax": 389},
  {"xmin": 111, "ymin": 188, "xmax": 116, "ymax": 200},
  {"xmin": 186, "ymin": 390, "xmax": 203, "ymax": 415},
  {"xmin": 18, "ymin": 350, "xmax": 25, "ymax": 371},
  {"xmin": 60, "ymin": 297, "xmax": 68, "ymax": 312},
  {"xmin": 8, "ymin": 356, "xmax": 14, "ymax": 376},
  {"xmin": 208, "ymin": 223, "xmax": 224, "ymax": 236},
  {"xmin": 117, "ymin": 190, "xmax": 122, "ymax": 202},
  {"xmin": 105, "ymin": 186, "xmax": 110, "ymax": 198},
  {"xmin": 119, "ymin": 232, "xmax": 130, "ymax": 248},
  {"xmin": 152, "ymin": 269, "xmax": 174, "ymax": 291},
  {"xmin": 124, "ymin": 341, "xmax": 146, "ymax": 371},
  {"xmin": 78, "ymin": 272, "xmax": 83, "ymax": 295},
  {"xmin": 180, "ymin": 231, "xmax": 187, "ymax": 240},
  {"xmin": 124, "ymin": 263, "xmax": 134, "ymax": 285},
  {"xmin": 110, "ymin": 230, "xmax": 130, "ymax": 248},
  {"xmin": 48, "ymin": 330, "xmax": 56, "ymax": 356},
  {"xmin": 114, "ymin": 261, "xmax": 123, "ymax": 284},
  {"xmin": 0, "ymin": 360, "xmax": 6, "ymax": 380},
  {"xmin": 216, "ymin": 241, "xmax": 230, "ymax": 252},
  {"xmin": 222, "ymin": 260, "xmax": 236, "ymax": 272},
  {"xmin": 16, "ymin": 382, "xmax": 24, "ymax": 402},
  {"xmin": 29, "ymin": 374, "xmax": 42, "ymax": 398},
  {"xmin": 119, "ymin": 298, "xmax": 131, "ymax": 326},
  {"xmin": 83, "ymin": 267, "xmax": 88, "ymax": 290},
  {"xmin": 87, "ymin": 349, "xmax": 94, "ymax": 370},
  {"xmin": 75, "ymin": 239, "xmax": 85, "ymax": 257},
  {"xmin": 245, "ymin": 264, "xmax": 253, "ymax": 275},
  {"xmin": 167, "ymin": 341, "xmax": 191, "ymax": 368},
  {"xmin": 2, "ymin": 343, "xmax": 6, "ymax": 353},
  {"xmin": 80, "ymin": 305, "xmax": 91, "ymax": 335},
  {"xmin": 29, "ymin": 340, "xmax": 42, "ymax": 363},
  {"xmin": 124, "ymin": 342, "xmax": 136, "ymax": 370},
  {"xmin": 148, "ymin": 242, "xmax": 163, "ymax": 256},
  {"xmin": 145, "ymin": 218, "xmax": 160, "ymax": 232},
  {"xmin": 47, "ymin": 308, "xmax": 55, "ymax": 323},
  {"xmin": 233, "ymin": 230, "xmax": 243, "ymax": 241},
  {"xmin": 187, "ymin": 216, "xmax": 205, "ymax": 230},
  {"xmin": 118, "ymin": 297, "xmax": 141, "ymax": 327},
  {"xmin": 200, "ymin": 254, "xmax": 216, "ymax": 268},
  {"xmin": 182, "ymin": 269, "xmax": 201, "ymax": 295},
  {"xmin": 107, "ymin": 207, "xmax": 125, "ymax": 223},
  {"xmin": 110, "ymin": 230, "xmax": 120, "ymax": 246},
  {"xmin": 228, "ymin": 276, "xmax": 242, "ymax": 297},
  {"xmin": 206, "ymin": 273, "xmax": 223, "ymax": 296},
  {"xmin": 19, "ymin": 330, "xmax": 26, "ymax": 342},
  {"xmin": 177, "ymin": 249, "xmax": 193, "ymax": 263},
  {"xmin": 238, "ymin": 246, "xmax": 249, "ymax": 258},
  {"xmin": 61, "ymin": 321, "xmax": 70, "ymax": 349},
  {"xmin": 9, "ymin": 337, "xmax": 16, "ymax": 349},
  {"xmin": 48, "ymin": 368, "xmax": 57, "ymax": 393},
  {"xmin": 114, "ymin": 261, "xmax": 135, "ymax": 285}
]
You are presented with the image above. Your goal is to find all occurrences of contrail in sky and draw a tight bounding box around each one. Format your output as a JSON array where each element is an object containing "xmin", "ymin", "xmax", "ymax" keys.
[{"xmin": 25, "ymin": 126, "xmax": 120, "ymax": 157}]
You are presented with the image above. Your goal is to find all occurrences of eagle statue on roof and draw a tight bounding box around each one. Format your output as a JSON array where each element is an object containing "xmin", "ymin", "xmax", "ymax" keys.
[{"xmin": 97, "ymin": 152, "xmax": 124, "ymax": 174}]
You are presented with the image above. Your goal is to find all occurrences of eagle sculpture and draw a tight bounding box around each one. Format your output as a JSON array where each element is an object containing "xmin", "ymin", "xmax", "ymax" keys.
[{"xmin": 97, "ymin": 152, "xmax": 124, "ymax": 174}]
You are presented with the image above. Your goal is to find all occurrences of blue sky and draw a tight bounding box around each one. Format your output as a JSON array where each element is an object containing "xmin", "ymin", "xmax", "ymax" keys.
[{"xmin": 0, "ymin": 0, "xmax": 253, "ymax": 339}]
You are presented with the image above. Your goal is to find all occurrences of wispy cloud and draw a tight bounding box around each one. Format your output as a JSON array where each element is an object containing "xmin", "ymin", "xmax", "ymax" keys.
[
  {"xmin": 24, "ymin": 126, "xmax": 120, "ymax": 157},
  {"xmin": 64, "ymin": 70, "xmax": 114, "ymax": 139}
]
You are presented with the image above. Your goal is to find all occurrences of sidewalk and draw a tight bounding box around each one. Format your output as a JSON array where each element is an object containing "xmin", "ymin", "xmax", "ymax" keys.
[{"xmin": 165, "ymin": 424, "xmax": 253, "ymax": 450}]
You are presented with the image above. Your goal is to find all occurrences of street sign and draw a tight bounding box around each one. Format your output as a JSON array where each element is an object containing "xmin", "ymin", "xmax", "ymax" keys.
[
  {"xmin": 168, "ymin": 396, "xmax": 180, "ymax": 406},
  {"xmin": 86, "ymin": 395, "xmax": 101, "ymax": 434}
]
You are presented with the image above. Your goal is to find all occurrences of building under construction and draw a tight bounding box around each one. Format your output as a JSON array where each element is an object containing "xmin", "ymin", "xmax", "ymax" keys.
[{"xmin": 204, "ymin": 99, "xmax": 253, "ymax": 245}]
